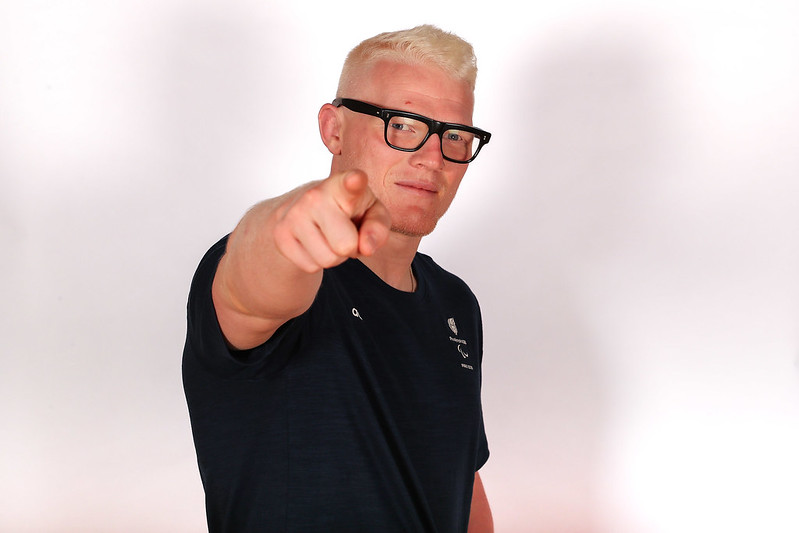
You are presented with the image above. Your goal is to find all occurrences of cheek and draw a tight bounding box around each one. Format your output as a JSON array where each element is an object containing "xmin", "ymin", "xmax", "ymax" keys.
[
  {"xmin": 445, "ymin": 171, "xmax": 467, "ymax": 196},
  {"xmin": 438, "ymin": 172, "xmax": 467, "ymax": 211},
  {"xmin": 341, "ymin": 120, "xmax": 387, "ymax": 155},
  {"xmin": 342, "ymin": 135, "xmax": 393, "ymax": 173}
]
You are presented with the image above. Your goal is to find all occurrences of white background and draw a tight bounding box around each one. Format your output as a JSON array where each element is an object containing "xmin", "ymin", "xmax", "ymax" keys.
[{"xmin": 2, "ymin": 1, "xmax": 798, "ymax": 532}]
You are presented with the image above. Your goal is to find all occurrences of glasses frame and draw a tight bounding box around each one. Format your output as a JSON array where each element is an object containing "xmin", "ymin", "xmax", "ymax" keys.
[{"xmin": 332, "ymin": 98, "xmax": 491, "ymax": 164}]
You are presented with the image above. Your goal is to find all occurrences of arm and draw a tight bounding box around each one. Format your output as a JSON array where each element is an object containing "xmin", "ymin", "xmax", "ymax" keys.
[
  {"xmin": 212, "ymin": 170, "xmax": 390, "ymax": 350},
  {"xmin": 468, "ymin": 471, "xmax": 493, "ymax": 533}
]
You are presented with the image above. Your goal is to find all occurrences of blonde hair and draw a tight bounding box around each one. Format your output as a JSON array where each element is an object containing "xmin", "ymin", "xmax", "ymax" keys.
[{"xmin": 336, "ymin": 24, "xmax": 478, "ymax": 98}]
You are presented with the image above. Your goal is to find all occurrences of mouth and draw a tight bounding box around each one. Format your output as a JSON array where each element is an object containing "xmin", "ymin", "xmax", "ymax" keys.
[{"xmin": 394, "ymin": 179, "xmax": 439, "ymax": 195}]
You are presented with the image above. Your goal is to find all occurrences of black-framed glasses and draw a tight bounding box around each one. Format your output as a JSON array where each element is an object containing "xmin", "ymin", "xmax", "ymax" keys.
[{"xmin": 332, "ymin": 98, "xmax": 491, "ymax": 164}]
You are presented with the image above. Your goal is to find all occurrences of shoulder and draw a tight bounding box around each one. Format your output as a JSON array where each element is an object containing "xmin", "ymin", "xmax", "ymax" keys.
[
  {"xmin": 190, "ymin": 235, "xmax": 229, "ymax": 288},
  {"xmin": 414, "ymin": 253, "xmax": 482, "ymax": 327},
  {"xmin": 415, "ymin": 253, "xmax": 476, "ymax": 298}
]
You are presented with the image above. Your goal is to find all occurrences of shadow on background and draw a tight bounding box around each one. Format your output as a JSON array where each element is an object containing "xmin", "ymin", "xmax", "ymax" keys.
[{"xmin": 463, "ymin": 20, "xmax": 677, "ymax": 532}]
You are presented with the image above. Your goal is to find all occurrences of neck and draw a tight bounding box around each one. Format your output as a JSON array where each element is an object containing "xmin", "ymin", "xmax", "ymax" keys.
[{"xmin": 358, "ymin": 231, "xmax": 421, "ymax": 292}]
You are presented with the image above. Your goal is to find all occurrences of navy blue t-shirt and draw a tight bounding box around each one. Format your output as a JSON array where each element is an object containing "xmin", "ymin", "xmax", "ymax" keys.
[{"xmin": 183, "ymin": 236, "xmax": 489, "ymax": 532}]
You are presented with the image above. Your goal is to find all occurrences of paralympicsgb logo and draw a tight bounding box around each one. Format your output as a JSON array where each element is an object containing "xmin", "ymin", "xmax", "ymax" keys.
[{"xmin": 447, "ymin": 317, "xmax": 458, "ymax": 336}]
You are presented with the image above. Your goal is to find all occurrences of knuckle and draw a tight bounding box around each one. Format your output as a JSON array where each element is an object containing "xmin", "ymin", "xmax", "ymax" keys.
[
  {"xmin": 301, "ymin": 186, "xmax": 326, "ymax": 209},
  {"xmin": 330, "ymin": 234, "xmax": 358, "ymax": 258},
  {"xmin": 320, "ymin": 253, "xmax": 344, "ymax": 269}
]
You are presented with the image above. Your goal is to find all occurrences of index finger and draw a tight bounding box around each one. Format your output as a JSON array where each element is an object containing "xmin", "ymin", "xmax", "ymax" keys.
[{"xmin": 330, "ymin": 170, "xmax": 373, "ymax": 219}]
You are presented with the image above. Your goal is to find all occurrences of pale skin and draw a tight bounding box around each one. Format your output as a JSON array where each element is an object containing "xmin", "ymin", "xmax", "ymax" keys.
[{"xmin": 212, "ymin": 60, "xmax": 492, "ymax": 531}]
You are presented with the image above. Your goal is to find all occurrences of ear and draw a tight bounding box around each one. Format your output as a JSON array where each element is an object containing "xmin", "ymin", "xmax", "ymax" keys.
[{"xmin": 318, "ymin": 104, "xmax": 343, "ymax": 155}]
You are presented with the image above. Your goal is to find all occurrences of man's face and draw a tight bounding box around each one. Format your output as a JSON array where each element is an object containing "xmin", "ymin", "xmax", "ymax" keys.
[{"xmin": 334, "ymin": 60, "xmax": 475, "ymax": 237}]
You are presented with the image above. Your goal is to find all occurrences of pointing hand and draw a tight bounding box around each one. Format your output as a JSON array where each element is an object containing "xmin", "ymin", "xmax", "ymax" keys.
[{"xmin": 273, "ymin": 170, "xmax": 391, "ymax": 273}]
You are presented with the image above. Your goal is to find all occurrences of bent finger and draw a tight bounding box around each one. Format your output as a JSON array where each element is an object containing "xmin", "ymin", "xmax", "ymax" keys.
[
  {"xmin": 273, "ymin": 229, "xmax": 324, "ymax": 274},
  {"xmin": 292, "ymin": 219, "xmax": 350, "ymax": 269},
  {"xmin": 357, "ymin": 201, "xmax": 391, "ymax": 256}
]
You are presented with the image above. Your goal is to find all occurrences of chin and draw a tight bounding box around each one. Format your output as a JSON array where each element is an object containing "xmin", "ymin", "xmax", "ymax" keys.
[
  {"xmin": 391, "ymin": 219, "xmax": 439, "ymax": 238},
  {"xmin": 388, "ymin": 204, "xmax": 449, "ymax": 238}
]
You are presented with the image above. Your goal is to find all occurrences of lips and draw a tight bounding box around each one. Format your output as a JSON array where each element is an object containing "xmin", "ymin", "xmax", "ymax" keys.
[{"xmin": 394, "ymin": 179, "xmax": 439, "ymax": 194}]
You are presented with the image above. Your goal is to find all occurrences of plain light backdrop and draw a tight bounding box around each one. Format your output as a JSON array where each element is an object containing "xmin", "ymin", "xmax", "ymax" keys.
[{"xmin": 2, "ymin": 1, "xmax": 798, "ymax": 532}]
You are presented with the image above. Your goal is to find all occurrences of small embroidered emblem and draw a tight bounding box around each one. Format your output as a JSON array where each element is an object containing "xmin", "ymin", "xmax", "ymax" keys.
[{"xmin": 447, "ymin": 317, "xmax": 458, "ymax": 336}]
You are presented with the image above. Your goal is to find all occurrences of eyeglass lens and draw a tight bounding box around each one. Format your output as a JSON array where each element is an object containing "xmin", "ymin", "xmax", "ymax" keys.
[{"xmin": 386, "ymin": 116, "xmax": 478, "ymax": 162}]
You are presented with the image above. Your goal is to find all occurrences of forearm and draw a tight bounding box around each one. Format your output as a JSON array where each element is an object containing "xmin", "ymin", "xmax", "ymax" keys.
[
  {"xmin": 468, "ymin": 472, "xmax": 493, "ymax": 533},
  {"xmin": 213, "ymin": 191, "xmax": 323, "ymax": 350},
  {"xmin": 224, "ymin": 194, "xmax": 323, "ymax": 312},
  {"xmin": 212, "ymin": 171, "xmax": 390, "ymax": 351}
]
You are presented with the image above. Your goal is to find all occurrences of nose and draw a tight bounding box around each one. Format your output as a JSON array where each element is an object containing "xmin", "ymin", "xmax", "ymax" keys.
[{"xmin": 410, "ymin": 133, "xmax": 444, "ymax": 169}]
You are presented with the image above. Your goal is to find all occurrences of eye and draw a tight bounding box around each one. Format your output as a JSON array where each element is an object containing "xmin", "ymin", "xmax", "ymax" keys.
[
  {"xmin": 389, "ymin": 117, "xmax": 418, "ymax": 134},
  {"xmin": 444, "ymin": 130, "xmax": 474, "ymax": 145}
]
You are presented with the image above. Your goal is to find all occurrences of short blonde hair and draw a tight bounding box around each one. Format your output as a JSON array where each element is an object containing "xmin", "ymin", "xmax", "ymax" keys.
[{"xmin": 336, "ymin": 24, "xmax": 478, "ymax": 98}]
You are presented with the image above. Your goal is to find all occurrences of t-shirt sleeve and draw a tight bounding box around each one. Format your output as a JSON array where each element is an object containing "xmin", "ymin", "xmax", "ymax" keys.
[
  {"xmin": 476, "ymin": 319, "xmax": 490, "ymax": 471},
  {"xmin": 475, "ymin": 409, "xmax": 490, "ymax": 471},
  {"xmin": 183, "ymin": 235, "xmax": 300, "ymax": 379},
  {"xmin": 472, "ymin": 290, "xmax": 490, "ymax": 471}
]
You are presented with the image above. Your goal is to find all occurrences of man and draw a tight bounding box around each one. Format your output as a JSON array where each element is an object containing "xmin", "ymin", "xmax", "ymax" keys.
[{"xmin": 183, "ymin": 25, "xmax": 493, "ymax": 532}]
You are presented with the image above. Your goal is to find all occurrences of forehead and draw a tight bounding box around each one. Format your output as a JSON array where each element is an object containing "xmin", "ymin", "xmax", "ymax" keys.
[{"xmin": 356, "ymin": 60, "xmax": 475, "ymax": 124}]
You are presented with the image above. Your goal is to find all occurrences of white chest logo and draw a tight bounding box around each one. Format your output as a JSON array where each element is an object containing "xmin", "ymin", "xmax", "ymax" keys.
[{"xmin": 447, "ymin": 318, "xmax": 471, "ymax": 367}]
